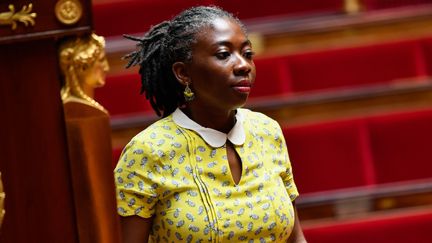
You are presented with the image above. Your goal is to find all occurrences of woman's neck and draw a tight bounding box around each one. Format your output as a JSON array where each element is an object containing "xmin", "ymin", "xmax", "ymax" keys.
[{"xmin": 181, "ymin": 106, "xmax": 236, "ymax": 134}]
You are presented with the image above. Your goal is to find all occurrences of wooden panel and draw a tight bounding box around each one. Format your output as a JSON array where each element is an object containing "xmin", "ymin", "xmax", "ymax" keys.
[
  {"xmin": 0, "ymin": 39, "xmax": 78, "ymax": 243},
  {"xmin": 64, "ymin": 103, "xmax": 121, "ymax": 243},
  {"xmin": 0, "ymin": 0, "xmax": 92, "ymax": 44}
]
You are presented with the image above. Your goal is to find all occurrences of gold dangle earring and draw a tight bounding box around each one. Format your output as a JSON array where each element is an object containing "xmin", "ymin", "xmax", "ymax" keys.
[{"xmin": 183, "ymin": 83, "xmax": 195, "ymax": 101}]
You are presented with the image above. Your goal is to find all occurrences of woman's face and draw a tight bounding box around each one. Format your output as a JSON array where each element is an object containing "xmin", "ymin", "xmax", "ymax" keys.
[{"xmin": 186, "ymin": 17, "xmax": 256, "ymax": 112}]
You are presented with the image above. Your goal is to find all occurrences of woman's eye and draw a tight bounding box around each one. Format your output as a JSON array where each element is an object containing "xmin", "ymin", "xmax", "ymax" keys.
[
  {"xmin": 216, "ymin": 52, "xmax": 230, "ymax": 60},
  {"xmin": 244, "ymin": 51, "xmax": 255, "ymax": 60}
]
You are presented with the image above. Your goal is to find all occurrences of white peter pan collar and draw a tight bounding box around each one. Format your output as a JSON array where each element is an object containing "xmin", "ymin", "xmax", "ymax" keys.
[{"xmin": 172, "ymin": 108, "xmax": 245, "ymax": 148}]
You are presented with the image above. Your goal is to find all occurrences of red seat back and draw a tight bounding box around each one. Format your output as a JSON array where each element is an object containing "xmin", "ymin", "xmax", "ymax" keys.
[
  {"xmin": 367, "ymin": 109, "xmax": 432, "ymax": 183},
  {"xmin": 95, "ymin": 73, "xmax": 153, "ymax": 116},
  {"xmin": 283, "ymin": 118, "xmax": 374, "ymax": 193}
]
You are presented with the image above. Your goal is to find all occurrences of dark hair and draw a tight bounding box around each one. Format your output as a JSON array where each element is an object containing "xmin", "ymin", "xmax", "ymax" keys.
[{"xmin": 123, "ymin": 5, "xmax": 245, "ymax": 117}]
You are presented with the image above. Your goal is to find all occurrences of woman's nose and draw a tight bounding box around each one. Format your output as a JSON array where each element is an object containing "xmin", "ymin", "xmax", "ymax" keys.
[{"xmin": 233, "ymin": 53, "xmax": 251, "ymax": 75}]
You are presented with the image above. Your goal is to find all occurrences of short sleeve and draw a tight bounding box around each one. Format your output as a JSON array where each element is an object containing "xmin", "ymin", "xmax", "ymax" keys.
[
  {"xmin": 275, "ymin": 123, "xmax": 299, "ymax": 201},
  {"xmin": 281, "ymin": 160, "xmax": 299, "ymax": 202},
  {"xmin": 114, "ymin": 138, "xmax": 165, "ymax": 218}
]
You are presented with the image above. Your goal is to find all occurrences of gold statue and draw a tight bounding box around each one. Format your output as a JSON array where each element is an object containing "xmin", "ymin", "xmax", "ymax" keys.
[
  {"xmin": 59, "ymin": 33, "xmax": 121, "ymax": 242},
  {"xmin": 59, "ymin": 33, "xmax": 109, "ymax": 113}
]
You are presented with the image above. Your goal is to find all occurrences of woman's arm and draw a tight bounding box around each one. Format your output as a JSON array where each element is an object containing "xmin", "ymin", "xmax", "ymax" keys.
[
  {"xmin": 288, "ymin": 204, "xmax": 307, "ymax": 243},
  {"xmin": 120, "ymin": 216, "xmax": 153, "ymax": 243}
]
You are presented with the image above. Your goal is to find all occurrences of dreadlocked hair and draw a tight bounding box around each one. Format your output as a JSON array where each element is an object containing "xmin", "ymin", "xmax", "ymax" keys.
[{"xmin": 123, "ymin": 5, "xmax": 245, "ymax": 117}]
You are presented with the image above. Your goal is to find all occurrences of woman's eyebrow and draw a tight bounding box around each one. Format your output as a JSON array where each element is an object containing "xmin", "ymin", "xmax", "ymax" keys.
[{"xmin": 212, "ymin": 39, "xmax": 252, "ymax": 48}]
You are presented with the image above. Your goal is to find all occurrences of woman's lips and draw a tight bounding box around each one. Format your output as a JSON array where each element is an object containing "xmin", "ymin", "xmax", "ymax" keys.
[{"xmin": 232, "ymin": 80, "xmax": 252, "ymax": 93}]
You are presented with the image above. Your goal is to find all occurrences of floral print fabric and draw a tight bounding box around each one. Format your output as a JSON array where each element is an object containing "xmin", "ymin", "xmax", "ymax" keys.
[{"xmin": 115, "ymin": 109, "xmax": 299, "ymax": 242}]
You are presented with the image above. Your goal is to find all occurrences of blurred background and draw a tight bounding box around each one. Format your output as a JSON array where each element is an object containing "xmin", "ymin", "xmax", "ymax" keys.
[
  {"xmin": 1, "ymin": 0, "xmax": 432, "ymax": 242},
  {"xmin": 93, "ymin": 0, "xmax": 432, "ymax": 242}
]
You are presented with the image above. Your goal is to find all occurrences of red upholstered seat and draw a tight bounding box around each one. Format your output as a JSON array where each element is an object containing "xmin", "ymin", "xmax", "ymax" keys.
[
  {"xmin": 303, "ymin": 210, "xmax": 432, "ymax": 243},
  {"xmin": 250, "ymin": 56, "xmax": 291, "ymax": 98},
  {"xmin": 93, "ymin": 0, "xmax": 432, "ymax": 37},
  {"xmin": 216, "ymin": 0, "xmax": 343, "ymax": 20},
  {"xmin": 281, "ymin": 108, "xmax": 432, "ymax": 194},
  {"xmin": 367, "ymin": 109, "xmax": 432, "ymax": 184},
  {"xmin": 282, "ymin": 118, "xmax": 374, "ymax": 194},
  {"xmin": 95, "ymin": 73, "xmax": 152, "ymax": 117},
  {"xmin": 288, "ymin": 40, "xmax": 425, "ymax": 93},
  {"xmin": 422, "ymin": 37, "xmax": 432, "ymax": 76},
  {"xmin": 93, "ymin": 0, "xmax": 346, "ymax": 37},
  {"xmin": 250, "ymin": 37, "xmax": 431, "ymax": 98},
  {"xmin": 93, "ymin": 0, "xmax": 209, "ymax": 37},
  {"xmin": 363, "ymin": 0, "xmax": 432, "ymax": 10}
]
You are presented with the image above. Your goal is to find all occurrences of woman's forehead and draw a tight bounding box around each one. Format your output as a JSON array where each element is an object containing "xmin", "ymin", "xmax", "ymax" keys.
[{"xmin": 194, "ymin": 18, "xmax": 247, "ymax": 46}]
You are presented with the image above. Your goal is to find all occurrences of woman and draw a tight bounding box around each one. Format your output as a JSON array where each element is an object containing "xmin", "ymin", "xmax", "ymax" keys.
[{"xmin": 115, "ymin": 6, "xmax": 307, "ymax": 243}]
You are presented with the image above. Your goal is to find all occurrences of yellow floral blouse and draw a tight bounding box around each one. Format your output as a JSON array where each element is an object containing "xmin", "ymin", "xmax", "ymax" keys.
[{"xmin": 115, "ymin": 108, "xmax": 299, "ymax": 242}]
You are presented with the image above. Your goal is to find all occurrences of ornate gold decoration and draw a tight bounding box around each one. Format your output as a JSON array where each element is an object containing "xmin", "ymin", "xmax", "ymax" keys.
[
  {"xmin": 344, "ymin": 0, "xmax": 362, "ymax": 14},
  {"xmin": 0, "ymin": 3, "xmax": 37, "ymax": 30},
  {"xmin": 59, "ymin": 33, "xmax": 109, "ymax": 114},
  {"xmin": 0, "ymin": 172, "xmax": 5, "ymax": 228},
  {"xmin": 55, "ymin": 0, "xmax": 82, "ymax": 25}
]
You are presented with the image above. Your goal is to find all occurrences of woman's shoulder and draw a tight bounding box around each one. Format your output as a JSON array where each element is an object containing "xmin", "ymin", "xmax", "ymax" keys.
[
  {"xmin": 239, "ymin": 108, "xmax": 280, "ymax": 128},
  {"xmin": 130, "ymin": 115, "xmax": 181, "ymax": 144},
  {"xmin": 120, "ymin": 115, "xmax": 189, "ymax": 163}
]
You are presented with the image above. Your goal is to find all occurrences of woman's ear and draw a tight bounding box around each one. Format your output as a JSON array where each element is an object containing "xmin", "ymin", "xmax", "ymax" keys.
[{"xmin": 172, "ymin": 61, "xmax": 190, "ymax": 85}]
